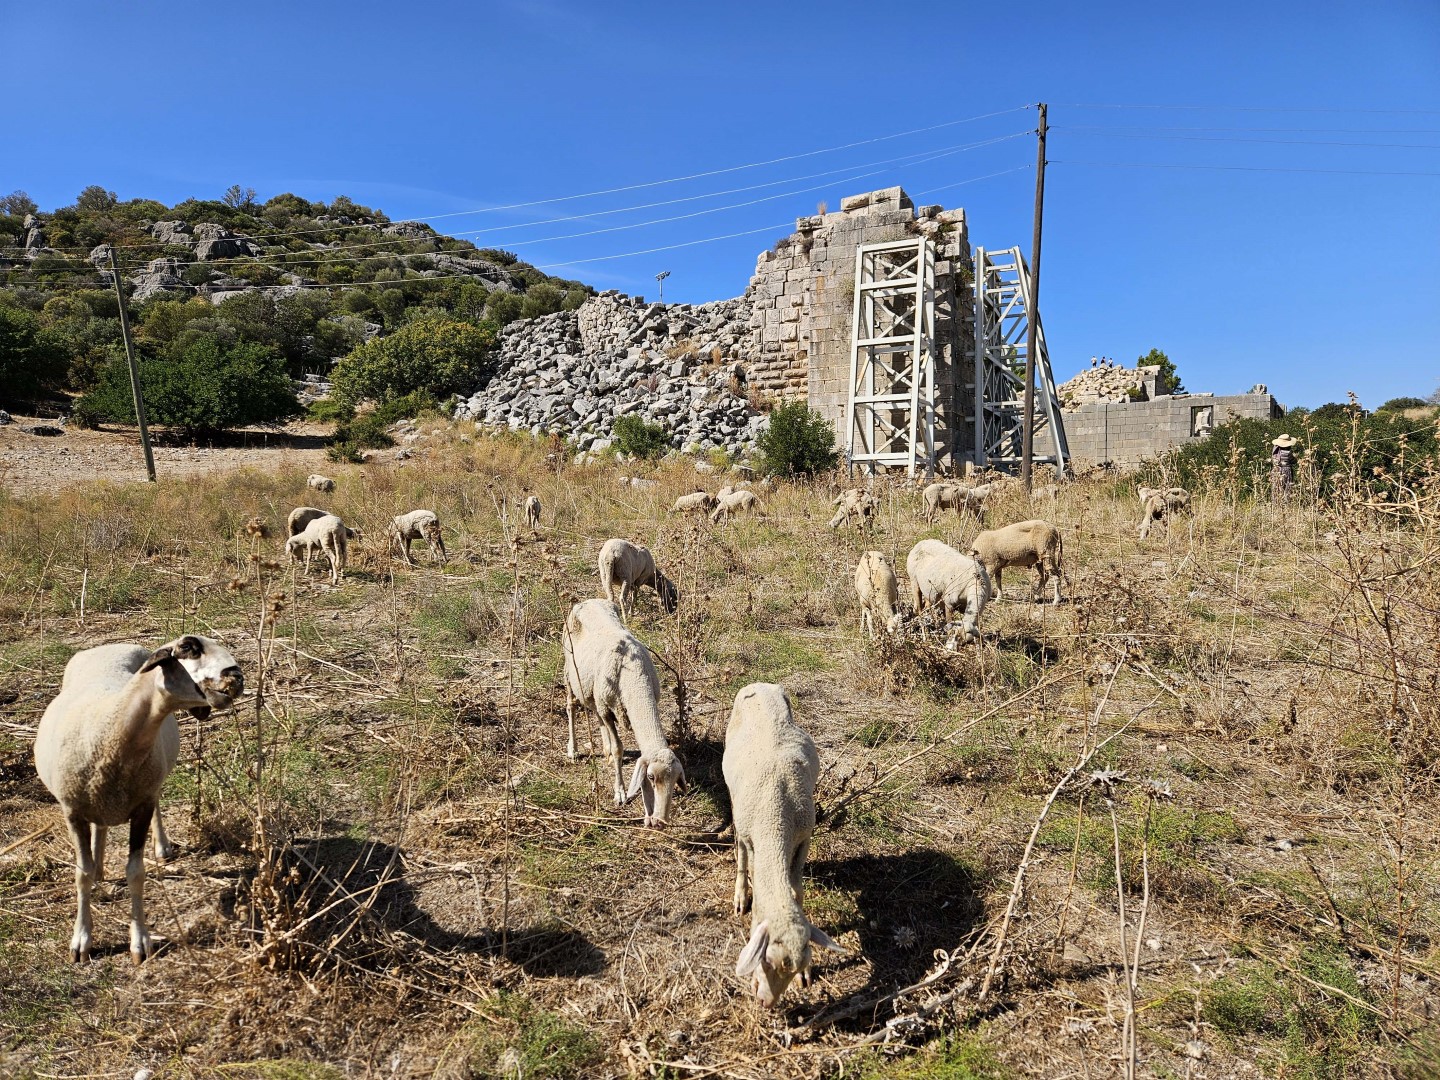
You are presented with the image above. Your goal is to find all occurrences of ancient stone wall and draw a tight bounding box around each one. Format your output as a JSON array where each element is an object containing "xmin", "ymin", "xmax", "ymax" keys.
[{"xmin": 1045, "ymin": 390, "xmax": 1284, "ymax": 468}]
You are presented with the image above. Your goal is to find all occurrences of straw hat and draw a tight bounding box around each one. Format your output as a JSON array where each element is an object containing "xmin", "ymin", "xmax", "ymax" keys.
[{"xmin": 1272, "ymin": 433, "xmax": 1298, "ymax": 448}]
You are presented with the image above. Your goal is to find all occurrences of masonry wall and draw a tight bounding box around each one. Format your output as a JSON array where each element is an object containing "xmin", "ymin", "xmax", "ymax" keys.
[{"xmin": 1044, "ymin": 392, "xmax": 1284, "ymax": 467}]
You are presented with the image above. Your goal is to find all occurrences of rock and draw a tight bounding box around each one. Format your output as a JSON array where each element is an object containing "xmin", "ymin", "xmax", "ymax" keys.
[
  {"xmin": 22, "ymin": 424, "xmax": 64, "ymax": 436},
  {"xmin": 0, "ymin": 410, "xmax": 10, "ymax": 424},
  {"xmin": 149, "ymin": 220, "xmax": 191, "ymax": 246},
  {"xmin": 192, "ymin": 223, "xmax": 260, "ymax": 261},
  {"xmin": 89, "ymin": 243, "xmax": 113, "ymax": 268},
  {"xmin": 130, "ymin": 257, "xmax": 188, "ymax": 302}
]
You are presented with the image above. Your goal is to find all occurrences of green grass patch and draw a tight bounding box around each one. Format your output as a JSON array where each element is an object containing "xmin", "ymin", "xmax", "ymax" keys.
[
  {"xmin": 522, "ymin": 825, "xmax": 637, "ymax": 891},
  {"xmin": 853, "ymin": 1029, "xmax": 1010, "ymax": 1078},
  {"xmin": 461, "ymin": 990, "xmax": 603, "ymax": 1079}
]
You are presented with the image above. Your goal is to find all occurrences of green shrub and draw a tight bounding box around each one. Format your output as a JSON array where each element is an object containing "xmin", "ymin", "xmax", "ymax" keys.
[
  {"xmin": 612, "ymin": 413, "xmax": 670, "ymax": 459},
  {"xmin": 0, "ymin": 304, "xmax": 69, "ymax": 405},
  {"xmin": 76, "ymin": 335, "xmax": 299, "ymax": 434},
  {"xmin": 756, "ymin": 399, "xmax": 838, "ymax": 477},
  {"xmin": 306, "ymin": 397, "xmax": 355, "ymax": 423},
  {"xmin": 1378, "ymin": 396, "xmax": 1430, "ymax": 411},
  {"xmin": 329, "ymin": 315, "xmax": 497, "ymax": 406}
]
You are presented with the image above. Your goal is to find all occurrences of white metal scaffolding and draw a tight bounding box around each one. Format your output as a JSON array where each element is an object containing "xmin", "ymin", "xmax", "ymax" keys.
[
  {"xmin": 844, "ymin": 237, "xmax": 937, "ymax": 477},
  {"xmin": 972, "ymin": 246, "xmax": 1068, "ymax": 476}
]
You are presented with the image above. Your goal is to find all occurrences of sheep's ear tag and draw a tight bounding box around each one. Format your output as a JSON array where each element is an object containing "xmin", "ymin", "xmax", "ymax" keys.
[
  {"xmin": 737, "ymin": 921, "xmax": 770, "ymax": 977},
  {"xmin": 809, "ymin": 923, "xmax": 844, "ymax": 954},
  {"xmin": 138, "ymin": 646, "xmax": 175, "ymax": 673},
  {"xmin": 625, "ymin": 759, "xmax": 648, "ymax": 802}
]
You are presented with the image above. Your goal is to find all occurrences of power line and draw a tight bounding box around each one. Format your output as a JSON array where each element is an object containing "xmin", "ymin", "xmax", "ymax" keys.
[
  {"xmin": 1050, "ymin": 160, "xmax": 1440, "ymax": 177},
  {"xmin": 1063, "ymin": 123, "xmax": 1440, "ymax": 135},
  {"xmin": 1053, "ymin": 102, "xmax": 1440, "ymax": 115},
  {"xmin": 1056, "ymin": 130, "xmax": 1440, "ymax": 150}
]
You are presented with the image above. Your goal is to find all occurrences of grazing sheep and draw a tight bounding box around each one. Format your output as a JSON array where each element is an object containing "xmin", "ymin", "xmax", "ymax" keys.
[
  {"xmin": 388, "ymin": 509, "xmax": 447, "ymax": 564},
  {"xmin": 828, "ymin": 488, "xmax": 878, "ymax": 531},
  {"xmin": 34, "ymin": 635, "xmax": 243, "ymax": 963},
  {"xmin": 922, "ymin": 482, "xmax": 990, "ymax": 524},
  {"xmin": 1137, "ymin": 486, "xmax": 1191, "ymax": 540},
  {"xmin": 671, "ymin": 490, "xmax": 717, "ymax": 515},
  {"xmin": 562, "ymin": 598, "xmax": 685, "ymax": 826},
  {"xmin": 723, "ymin": 683, "xmax": 842, "ymax": 1007},
  {"xmin": 905, "ymin": 538, "xmax": 991, "ymax": 646},
  {"xmin": 969, "ymin": 519, "xmax": 1064, "ymax": 604},
  {"xmin": 854, "ymin": 551, "xmax": 903, "ymax": 638},
  {"xmin": 307, "ymin": 474, "xmax": 336, "ymax": 493},
  {"xmin": 523, "ymin": 494, "xmax": 542, "ymax": 530},
  {"xmin": 287, "ymin": 506, "xmax": 327, "ymax": 537},
  {"xmin": 285, "ymin": 513, "xmax": 349, "ymax": 584},
  {"xmin": 598, "ymin": 538, "xmax": 678, "ymax": 619},
  {"xmin": 711, "ymin": 489, "xmax": 766, "ymax": 523}
]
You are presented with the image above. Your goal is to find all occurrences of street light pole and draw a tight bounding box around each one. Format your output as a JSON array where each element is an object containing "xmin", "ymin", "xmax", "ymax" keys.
[{"xmin": 655, "ymin": 270, "xmax": 670, "ymax": 304}]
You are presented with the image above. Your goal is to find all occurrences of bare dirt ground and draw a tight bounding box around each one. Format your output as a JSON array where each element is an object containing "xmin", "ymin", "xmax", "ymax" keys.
[
  {"xmin": 0, "ymin": 423, "xmax": 1436, "ymax": 1079},
  {"xmin": 0, "ymin": 414, "xmax": 332, "ymax": 494}
]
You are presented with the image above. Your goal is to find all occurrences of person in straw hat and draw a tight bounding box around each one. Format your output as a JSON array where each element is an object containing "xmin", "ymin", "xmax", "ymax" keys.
[{"xmin": 1271, "ymin": 433, "xmax": 1298, "ymax": 501}]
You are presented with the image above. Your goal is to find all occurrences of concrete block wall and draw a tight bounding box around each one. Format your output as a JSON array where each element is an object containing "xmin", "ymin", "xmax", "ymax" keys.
[{"xmin": 1044, "ymin": 392, "xmax": 1284, "ymax": 467}]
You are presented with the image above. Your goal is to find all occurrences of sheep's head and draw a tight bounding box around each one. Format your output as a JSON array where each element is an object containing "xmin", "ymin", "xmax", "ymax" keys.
[
  {"xmin": 655, "ymin": 574, "xmax": 679, "ymax": 614},
  {"xmin": 139, "ymin": 635, "xmax": 244, "ymax": 717},
  {"xmin": 626, "ymin": 747, "xmax": 686, "ymax": 827},
  {"xmin": 884, "ymin": 611, "xmax": 904, "ymax": 634},
  {"xmin": 735, "ymin": 919, "xmax": 843, "ymax": 1008}
]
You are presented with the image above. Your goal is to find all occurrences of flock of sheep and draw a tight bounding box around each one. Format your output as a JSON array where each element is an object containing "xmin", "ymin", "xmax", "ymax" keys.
[{"xmin": 29, "ymin": 469, "xmax": 1190, "ymax": 1008}]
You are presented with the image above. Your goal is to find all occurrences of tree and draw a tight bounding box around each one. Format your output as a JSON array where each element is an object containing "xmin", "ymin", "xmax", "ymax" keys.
[
  {"xmin": 1137, "ymin": 348, "xmax": 1184, "ymax": 394},
  {"xmin": 329, "ymin": 315, "xmax": 498, "ymax": 405},
  {"xmin": 1378, "ymin": 396, "xmax": 1430, "ymax": 411},
  {"xmin": 756, "ymin": 400, "xmax": 839, "ymax": 477},
  {"xmin": 75, "ymin": 185, "xmax": 118, "ymax": 212},
  {"xmin": 0, "ymin": 190, "xmax": 38, "ymax": 217},
  {"xmin": 222, "ymin": 184, "xmax": 258, "ymax": 210},
  {"xmin": 612, "ymin": 413, "xmax": 670, "ymax": 458},
  {"xmin": 77, "ymin": 336, "xmax": 299, "ymax": 433},
  {"xmin": 0, "ymin": 305, "xmax": 69, "ymax": 404}
]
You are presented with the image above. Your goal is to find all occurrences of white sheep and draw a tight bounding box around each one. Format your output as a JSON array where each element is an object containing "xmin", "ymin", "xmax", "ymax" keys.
[
  {"xmin": 388, "ymin": 509, "xmax": 446, "ymax": 564},
  {"xmin": 829, "ymin": 488, "xmax": 878, "ymax": 531},
  {"xmin": 671, "ymin": 490, "xmax": 717, "ymax": 515},
  {"xmin": 969, "ymin": 519, "xmax": 1064, "ymax": 604},
  {"xmin": 307, "ymin": 474, "xmax": 335, "ymax": 493},
  {"xmin": 561, "ymin": 598, "xmax": 685, "ymax": 826},
  {"xmin": 711, "ymin": 489, "xmax": 765, "ymax": 523},
  {"xmin": 1137, "ymin": 486, "xmax": 1191, "ymax": 540},
  {"xmin": 34, "ymin": 635, "xmax": 243, "ymax": 963},
  {"xmin": 598, "ymin": 538, "xmax": 678, "ymax": 619},
  {"xmin": 723, "ymin": 683, "xmax": 842, "ymax": 1007},
  {"xmin": 905, "ymin": 538, "xmax": 992, "ymax": 646},
  {"xmin": 922, "ymin": 482, "xmax": 989, "ymax": 524},
  {"xmin": 522, "ymin": 494, "xmax": 542, "ymax": 531},
  {"xmin": 854, "ymin": 551, "xmax": 903, "ymax": 638},
  {"xmin": 285, "ymin": 513, "xmax": 349, "ymax": 584}
]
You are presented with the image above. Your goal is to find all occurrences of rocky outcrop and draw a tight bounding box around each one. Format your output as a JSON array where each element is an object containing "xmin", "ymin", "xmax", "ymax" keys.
[
  {"xmin": 130, "ymin": 257, "xmax": 188, "ymax": 302},
  {"xmin": 455, "ymin": 293, "xmax": 764, "ymax": 458},
  {"xmin": 149, "ymin": 220, "xmax": 191, "ymax": 246},
  {"xmin": 22, "ymin": 214, "xmax": 47, "ymax": 256},
  {"xmin": 1058, "ymin": 364, "xmax": 1163, "ymax": 409},
  {"xmin": 192, "ymin": 223, "xmax": 261, "ymax": 261}
]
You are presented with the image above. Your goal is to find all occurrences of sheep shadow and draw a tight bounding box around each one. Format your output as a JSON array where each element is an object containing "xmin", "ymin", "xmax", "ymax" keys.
[
  {"xmin": 992, "ymin": 631, "xmax": 1061, "ymax": 667},
  {"xmin": 218, "ymin": 834, "xmax": 605, "ymax": 977},
  {"xmin": 803, "ymin": 848, "xmax": 984, "ymax": 1028}
]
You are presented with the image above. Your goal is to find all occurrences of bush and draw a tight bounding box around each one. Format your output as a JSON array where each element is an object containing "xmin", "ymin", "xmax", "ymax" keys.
[
  {"xmin": 77, "ymin": 335, "xmax": 299, "ymax": 434},
  {"xmin": 756, "ymin": 399, "xmax": 838, "ymax": 477},
  {"xmin": 329, "ymin": 315, "xmax": 497, "ymax": 406},
  {"xmin": 0, "ymin": 305, "xmax": 69, "ymax": 405},
  {"xmin": 611, "ymin": 413, "xmax": 670, "ymax": 459},
  {"xmin": 1379, "ymin": 396, "xmax": 1430, "ymax": 411}
]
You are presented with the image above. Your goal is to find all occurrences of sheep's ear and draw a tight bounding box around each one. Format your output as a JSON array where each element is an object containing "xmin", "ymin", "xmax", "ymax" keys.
[
  {"xmin": 189, "ymin": 706, "xmax": 212, "ymax": 720},
  {"xmin": 625, "ymin": 758, "xmax": 648, "ymax": 802},
  {"xmin": 809, "ymin": 923, "xmax": 844, "ymax": 954},
  {"xmin": 138, "ymin": 646, "xmax": 176, "ymax": 673},
  {"xmin": 675, "ymin": 759, "xmax": 688, "ymax": 793},
  {"xmin": 737, "ymin": 921, "xmax": 770, "ymax": 977}
]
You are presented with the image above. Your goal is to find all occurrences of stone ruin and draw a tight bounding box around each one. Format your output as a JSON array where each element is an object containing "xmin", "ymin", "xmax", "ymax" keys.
[{"xmin": 455, "ymin": 186, "xmax": 976, "ymax": 463}]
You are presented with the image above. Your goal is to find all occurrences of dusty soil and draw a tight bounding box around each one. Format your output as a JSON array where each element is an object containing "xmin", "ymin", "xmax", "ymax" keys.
[{"xmin": 0, "ymin": 414, "xmax": 333, "ymax": 494}]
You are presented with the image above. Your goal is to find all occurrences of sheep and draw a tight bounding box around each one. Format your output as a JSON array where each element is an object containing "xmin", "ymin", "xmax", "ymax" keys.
[
  {"xmin": 34, "ymin": 635, "xmax": 243, "ymax": 963},
  {"xmin": 285, "ymin": 513, "xmax": 348, "ymax": 584},
  {"xmin": 598, "ymin": 538, "xmax": 678, "ymax": 619},
  {"xmin": 1137, "ymin": 486, "xmax": 1192, "ymax": 540},
  {"xmin": 561, "ymin": 598, "xmax": 685, "ymax": 826},
  {"xmin": 905, "ymin": 538, "xmax": 992, "ymax": 646},
  {"xmin": 723, "ymin": 683, "xmax": 842, "ymax": 1007},
  {"xmin": 671, "ymin": 490, "xmax": 717, "ymax": 515},
  {"xmin": 388, "ymin": 509, "xmax": 447, "ymax": 564},
  {"xmin": 710, "ymin": 489, "xmax": 766, "ymax": 523},
  {"xmin": 828, "ymin": 488, "xmax": 878, "ymax": 531},
  {"xmin": 922, "ymin": 482, "xmax": 989, "ymax": 524},
  {"xmin": 969, "ymin": 519, "xmax": 1064, "ymax": 604},
  {"xmin": 853, "ymin": 551, "xmax": 903, "ymax": 638},
  {"xmin": 307, "ymin": 474, "xmax": 335, "ymax": 493},
  {"xmin": 287, "ymin": 506, "xmax": 327, "ymax": 537},
  {"xmin": 522, "ymin": 494, "xmax": 542, "ymax": 531}
]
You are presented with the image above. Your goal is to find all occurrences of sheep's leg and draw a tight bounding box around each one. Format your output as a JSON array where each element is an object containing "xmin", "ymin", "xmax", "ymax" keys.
[
  {"xmin": 1050, "ymin": 561, "xmax": 1063, "ymax": 605},
  {"xmin": 565, "ymin": 689, "xmax": 579, "ymax": 763},
  {"xmin": 92, "ymin": 824, "xmax": 106, "ymax": 883},
  {"xmin": 732, "ymin": 837, "xmax": 752, "ymax": 915},
  {"xmin": 789, "ymin": 838, "xmax": 809, "ymax": 904},
  {"xmin": 126, "ymin": 801, "xmax": 156, "ymax": 963},
  {"xmin": 599, "ymin": 716, "xmax": 625, "ymax": 806},
  {"xmin": 992, "ymin": 568, "xmax": 1004, "ymax": 602},
  {"xmin": 65, "ymin": 812, "xmax": 96, "ymax": 962},
  {"xmin": 861, "ymin": 607, "xmax": 872, "ymax": 640},
  {"xmin": 152, "ymin": 806, "xmax": 175, "ymax": 861},
  {"xmin": 618, "ymin": 583, "xmax": 631, "ymax": 624}
]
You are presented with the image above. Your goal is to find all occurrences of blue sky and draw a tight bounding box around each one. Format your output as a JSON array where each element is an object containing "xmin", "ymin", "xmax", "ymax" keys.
[{"xmin": 6, "ymin": 0, "xmax": 1438, "ymax": 409}]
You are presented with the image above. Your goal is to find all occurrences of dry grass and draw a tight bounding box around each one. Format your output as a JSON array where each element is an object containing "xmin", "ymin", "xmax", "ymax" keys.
[{"xmin": 1, "ymin": 419, "xmax": 1438, "ymax": 1078}]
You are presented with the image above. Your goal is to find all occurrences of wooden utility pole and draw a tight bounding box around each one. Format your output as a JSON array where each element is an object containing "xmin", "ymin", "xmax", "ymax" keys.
[
  {"xmin": 109, "ymin": 249, "xmax": 156, "ymax": 482},
  {"xmin": 1021, "ymin": 102, "xmax": 1047, "ymax": 491}
]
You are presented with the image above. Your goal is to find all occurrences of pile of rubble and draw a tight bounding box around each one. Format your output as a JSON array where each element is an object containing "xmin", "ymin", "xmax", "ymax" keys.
[
  {"xmin": 1057, "ymin": 363, "xmax": 1158, "ymax": 409},
  {"xmin": 455, "ymin": 292, "xmax": 765, "ymax": 458}
]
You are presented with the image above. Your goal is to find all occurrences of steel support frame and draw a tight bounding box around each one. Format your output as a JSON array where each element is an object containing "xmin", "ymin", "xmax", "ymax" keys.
[
  {"xmin": 844, "ymin": 237, "xmax": 937, "ymax": 478},
  {"xmin": 972, "ymin": 246, "xmax": 1068, "ymax": 476}
]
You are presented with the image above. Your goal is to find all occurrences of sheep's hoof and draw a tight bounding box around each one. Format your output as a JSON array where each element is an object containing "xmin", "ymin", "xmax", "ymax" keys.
[
  {"xmin": 799, "ymin": 969, "xmax": 813, "ymax": 989},
  {"xmin": 69, "ymin": 945, "xmax": 89, "ymax": 963},
  {"xmin": 156, "ymin": 840, "xmax": 178, "ymax": 862},
  {"xmin": 131, "ymin": 931, "xmax": 155, "ymax": 964}
]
